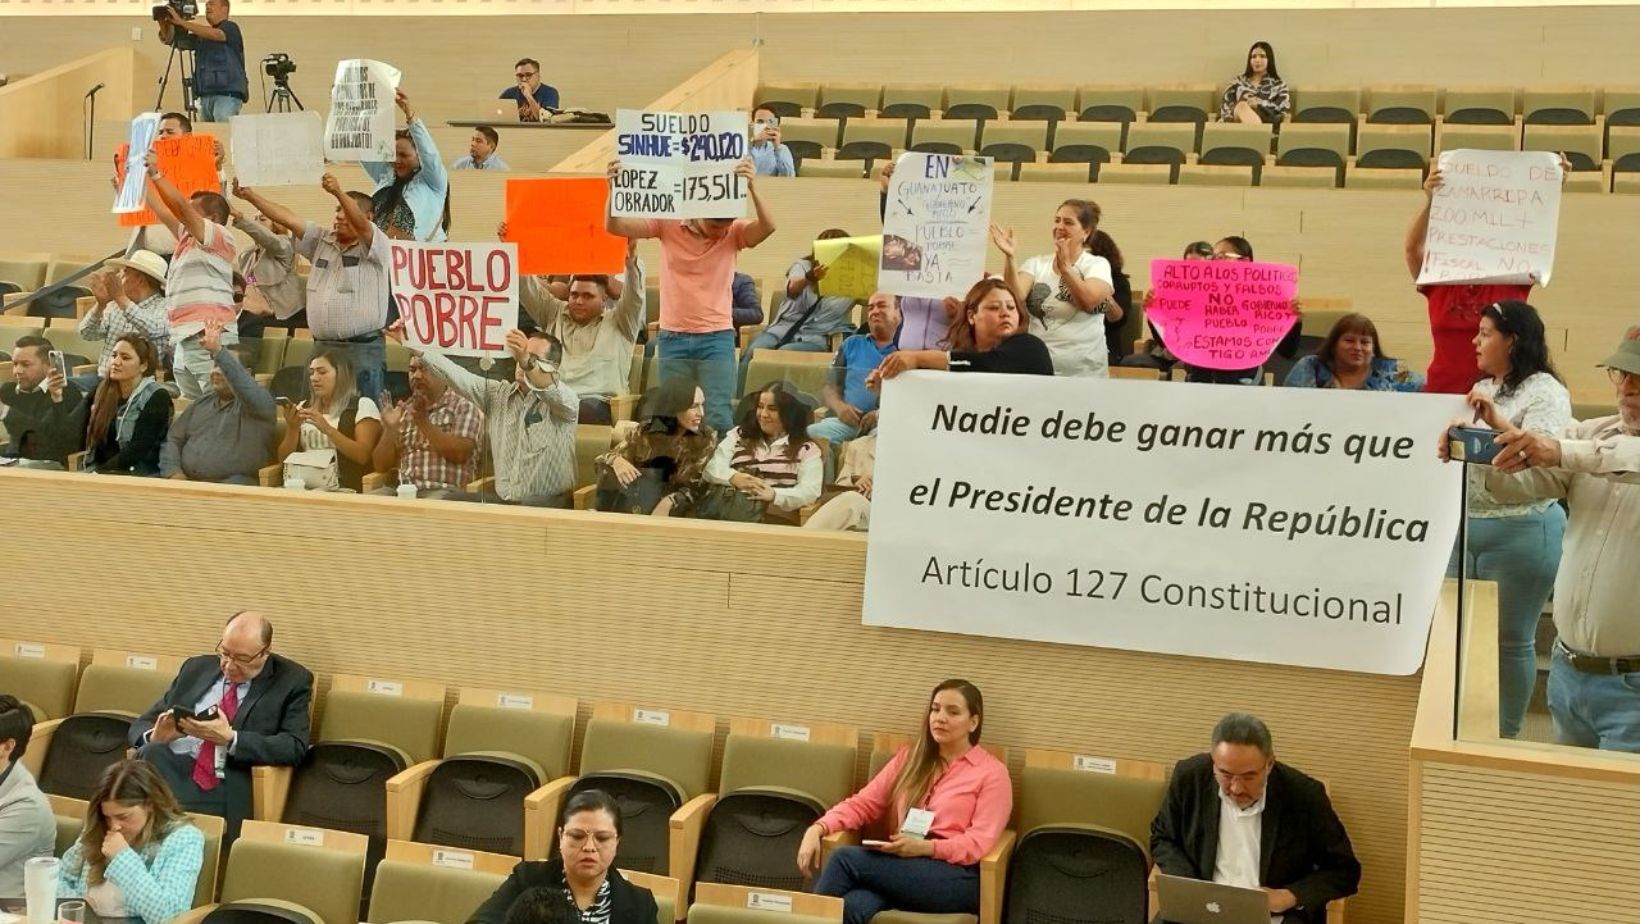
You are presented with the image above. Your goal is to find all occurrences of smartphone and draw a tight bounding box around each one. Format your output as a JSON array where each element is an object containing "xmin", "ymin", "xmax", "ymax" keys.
[
  {"xmin": 862, "ymin": 839, "xmax": 891, "ymax": 848},
  {"xmin": 1448, "ymin": 426, "xmax": 1503, "ymax": 465},
  {"xmin": 170, "ymin": 705, "xmax": 219, "ymax": 724},
  {"xmin": 276, "ymin": 397, "xmax": 293, "ymax": 407},
  {"xmin": 48, "ymin": 350, "xmax": 68, "ymax": 379}
]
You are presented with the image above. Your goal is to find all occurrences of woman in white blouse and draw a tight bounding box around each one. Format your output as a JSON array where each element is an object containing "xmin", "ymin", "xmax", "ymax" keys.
[
  {"xmin": 990, "ymin": 200, "xmax": 1117, "ymax": 378},
  {"xmin": 667, "ymin": 383, "xmax": 821, "ymax": 524},
  {"xmin": 277, "ymin": 347, "xmax": 383, "ymax": 492},
  {"xmin": 1459, "ymin": 300, "xmax": 1571, "ymax": 739}
]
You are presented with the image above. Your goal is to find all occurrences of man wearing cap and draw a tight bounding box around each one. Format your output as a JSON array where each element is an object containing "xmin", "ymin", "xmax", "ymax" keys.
[
  {"xmin": 79, "ymin": 251, "xmax": 172, "ymax": 383},
  {"xmin": 1481, "ymin": 326, "xmax": 1640, "ymax": 751}
]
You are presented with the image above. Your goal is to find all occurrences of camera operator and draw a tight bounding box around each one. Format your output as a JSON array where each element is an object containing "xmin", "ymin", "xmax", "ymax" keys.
[{"xmin": 158, "ymin": 0, "xmax": 247, "ymax": 123}]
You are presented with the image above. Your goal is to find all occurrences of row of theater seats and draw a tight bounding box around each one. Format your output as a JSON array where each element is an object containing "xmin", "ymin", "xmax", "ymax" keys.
[
  {"xmin": 757, "ymin": 81, "xmax": 1639, "ymax": 129},
  {"xmin": 2, "ymin": 637, "xmax": 1344, "ymax": 924},
  {"xmin": 783, "ymin": 116, "xmax": 1640, "ymax": 192}
]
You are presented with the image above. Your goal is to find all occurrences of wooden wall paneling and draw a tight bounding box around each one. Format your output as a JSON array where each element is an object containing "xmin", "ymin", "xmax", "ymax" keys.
[{"xmin": 0, "ymin": 47, "xmax": 140, "ymax": 159}]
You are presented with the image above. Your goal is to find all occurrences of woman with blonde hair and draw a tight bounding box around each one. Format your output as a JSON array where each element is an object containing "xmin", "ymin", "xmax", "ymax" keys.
[
  {"xmin": 58, "ymin": 760, "xmax": 204, "ymax": 924},
  {"xmin": 794, "ymin": 679, "xmax": 1011, "ymax": 924}
]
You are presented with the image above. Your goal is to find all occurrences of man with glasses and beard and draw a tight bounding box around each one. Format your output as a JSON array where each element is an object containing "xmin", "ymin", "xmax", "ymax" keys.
[{"xmin": 130, "ymin": 611, "xmax": 312, "ymax": 843}]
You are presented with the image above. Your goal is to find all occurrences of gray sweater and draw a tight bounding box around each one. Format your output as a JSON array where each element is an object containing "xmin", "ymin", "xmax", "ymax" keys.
[
  {"xmin": 0, "ymin": 762, "xmax": 56, "ymax": 900},
  {"xmin": 159, "ymin": 347, "xmax": 278, "ymax": 482}
]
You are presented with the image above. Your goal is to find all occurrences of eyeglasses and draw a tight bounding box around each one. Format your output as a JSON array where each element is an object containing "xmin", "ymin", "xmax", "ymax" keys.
[
  {"xmin": 1609, "ymin": 368, "xmax": 1639, "ymax": 386},
  {"xmin": 216, "ymin": 644, "xmax": 268, "ymax": 666},
  {"xmin": 560, "ymin": 829, "xmax": 618, "ymax": 849},
  {"xmin": 516, "ymin": 71, "xmax": 537, "ymax": 80}
]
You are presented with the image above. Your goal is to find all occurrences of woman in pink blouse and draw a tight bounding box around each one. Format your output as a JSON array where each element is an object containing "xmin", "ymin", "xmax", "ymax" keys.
[{"xmin": 795, "ymin": 679, "xmax": 1011, "ymax": 924}]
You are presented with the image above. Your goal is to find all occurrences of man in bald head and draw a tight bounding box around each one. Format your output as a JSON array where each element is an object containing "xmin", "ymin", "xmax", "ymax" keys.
[{"xmin": 130, "ymin": 611, "xmax": 313, "ymax": 841}]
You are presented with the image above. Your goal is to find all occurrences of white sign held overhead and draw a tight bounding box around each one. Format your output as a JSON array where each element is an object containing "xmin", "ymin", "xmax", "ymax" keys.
[
  {"xmin": 324, "ymin": 59, "xmax": 402, "ymax": 162},
  {"xmin": 879, "ymin": 152, "xmax": 994, "ymax": 299},
  {"xmin": 862, "ymin": 374, "xmax": 1468, "ymax": 675},
  {"xmin": 610, "ymin": 109, "xmax": 749, "ymax": 219},
  {"xmin": 231, "ymin": 112, "xmax": 325, "ymax": 187},
  {"xmin": 112, "ymin": 113, "xmax": 162, "ymax": 214},
  {"xmin": 1416, "ymin": 148, "xmax": 1563, "ymax": 287}
]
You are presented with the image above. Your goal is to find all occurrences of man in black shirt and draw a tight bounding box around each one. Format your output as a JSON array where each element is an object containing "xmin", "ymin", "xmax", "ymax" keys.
[{"xmin": 1, "ymin": 336, "xmax": 87, "ymax": 466}]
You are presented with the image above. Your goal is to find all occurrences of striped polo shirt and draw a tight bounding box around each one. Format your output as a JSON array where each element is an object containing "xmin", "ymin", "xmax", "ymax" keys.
[{"xmin": 165, "ymin": 221, "xmax": 239, "ymax": 341}]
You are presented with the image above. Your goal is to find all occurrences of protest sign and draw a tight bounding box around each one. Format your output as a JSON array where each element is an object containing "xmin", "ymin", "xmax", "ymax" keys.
[
  {"xmin": 115, "ymin": 134, "xmax": 221, "ymax": 228},
  {"xmin": 1145, "ymin": 259, "xmax": 1299, "ymax": 371},
  {"xmin": 390, "ymin": 241, "xmax": 518, "ymax": 357},
  {"xmin": 862, "ymin": 373, "xmax": 1467, "ymax": 675},
  {"xmin": 1416, "ymin": 148, "xmax": 1563, "ymax": 286},
  {"xmin": 324, "ymin": 59, "xmax": 402, "ymax": 162},
  {"xmin": 112, "ymin": 113, "xmax": 162, "ymax": 214},
  {"xmin": 879, "ymin": 152, "xmax": 993, "ymax": 299},
  {"xmin": 231, "ymin": 112, "xmax": 325, "ymax": 187},
  {"xmin": 504, "ymin": 178, "xmax": 626, "ymax": 276},
  {"xmin": 609, "ymin": 109, "xmax": 748, "ymax": 219},
  {"xmin": 814, "ymin": 235, "xmax": 881, "ymax": 300}
]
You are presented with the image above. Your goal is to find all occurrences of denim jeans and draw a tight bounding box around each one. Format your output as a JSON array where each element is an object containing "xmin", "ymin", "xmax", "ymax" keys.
[
  {"xmin": 198, "ymin": 95, "xmax": 243, "ymax": 122},
  {"xmin": 173, "ymin": 328, "xmax": 240, "ymax": 401},
  {"xmin": 814, "ymin": 846, "xmax": 978, "ymax": 924},
  {"xmin": 657, "ymin": 329, "xmax": 736, "ymax": 433},
  {"xmin": 1454, "ymin": 505, "xmax": 1566, "ymax": 737},
  {"xmin": 1548, "ymin": 646, "xmax": 1640, "ymax": 752},
  {"xmin": 808, "ymin": 416, "xmax": 862, "ymax": 484},
  {"xmin": 318, "ymin": 338, "xmax": 386, "ymax": 404},
  {"xmin": 736, "ymin": 330, "xmax": 827, "ymax": 393}
]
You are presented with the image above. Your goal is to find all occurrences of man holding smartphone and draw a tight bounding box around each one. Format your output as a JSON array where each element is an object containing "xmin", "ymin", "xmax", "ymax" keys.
[
  {"xmin": 749, "ymin": 107, "xmax": 795, "ymax": 177},
  {"xmin": 0, "ymin": 336, "xmax": 88, "ymax": 467},
  {"xmin": 130, "ymin": 611, "xmax": 312, "ymax": 843}
]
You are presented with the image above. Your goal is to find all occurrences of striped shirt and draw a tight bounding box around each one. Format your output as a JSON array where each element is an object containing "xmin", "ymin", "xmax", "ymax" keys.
[
  {"xmin": 395, "ymin": 388, "xmax": 484, "ymax": 491},
  {"xmin": 418, "ymin": 350, "xmax": 578, "ymax": 501},
  {"xmin": 295, "ymin": 221, "xmax": 392, "ymax": 341},
  {"xmin": 705, "ymin": 428, "xmax": 822, "ymax": 512},
  {"xmin": 561, "ymin": 869, "xmax": 612, "ymax": 924},
  {"xmin": 79, "ymin": 294, "xmax": 171, "ymax": 375},
  {"xmin": 165, "ymin": 221, "xmax": 238, "ymax": 341}
]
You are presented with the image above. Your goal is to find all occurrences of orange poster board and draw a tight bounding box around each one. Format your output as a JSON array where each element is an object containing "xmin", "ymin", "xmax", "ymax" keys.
[
  {"xmin": 504, "ymin": 177, "xmax": 627, "ymax": 276},
  {"xmin": 114, "ymin": 135, "xmax": 221, "ymax": 228}
]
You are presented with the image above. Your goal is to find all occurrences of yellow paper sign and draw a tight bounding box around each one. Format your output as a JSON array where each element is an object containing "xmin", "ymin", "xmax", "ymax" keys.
[{"xmin": 815, "ymin": 235, "xmax": 882, "ymax": 301}]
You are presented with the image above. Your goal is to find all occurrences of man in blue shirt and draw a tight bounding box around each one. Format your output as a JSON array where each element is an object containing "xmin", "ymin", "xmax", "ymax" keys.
[
  {"xmin": 501, "ymin": 58, "xmax": 560, "ymax": 122},
  {"xmin": 452, "ymin": 125, "xmax": 510, "ymax": 171},
  {"xmin": 811, "ymin": 290, "xmax": 900, "ymax": 449},
  {"xmin": 749, "ymin": 107, "xmax": 795, "ymax": 177},
  {"xmin": 159, "ymin": 0, "xmax": 247, "ymax": 122}
]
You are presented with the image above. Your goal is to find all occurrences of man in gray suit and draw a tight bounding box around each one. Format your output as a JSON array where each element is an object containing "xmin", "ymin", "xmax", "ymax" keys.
[
  {"xmin": 0, "ymin": 695, "xmax": 54, "ymax": 899},
  {"xmin": 130, "ymin": 611, "xmax": 313, "ymax": 842}
]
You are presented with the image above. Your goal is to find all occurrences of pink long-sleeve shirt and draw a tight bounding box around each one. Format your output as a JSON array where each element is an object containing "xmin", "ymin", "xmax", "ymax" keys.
[{"xmin": 815, "ymin": 744, "xmax": 1012, "ymax": 866}]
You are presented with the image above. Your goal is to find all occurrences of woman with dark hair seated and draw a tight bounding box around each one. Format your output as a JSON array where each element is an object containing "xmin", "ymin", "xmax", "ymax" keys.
[
  {"xmin": 661, "ymin": 382, "xmax": 822, "ymax": 523},
  {"xmin": 1219, "ymin": 41, "xmax": 1290, "ymax": 125},
  {"xmin": 468, "ymin": 789, "xmax": 659, "ymax": 924},
  {"xmin": 795, "ymin": 679, "xmax": 1011, "ymax": 924},
  {"xmin": 870, "ymin": 278, "xmax": 1054, "ymax": 384},
  {"xmin": 1284, "ymin": 313, "xmax": 1425, "ymax": 391},
  {"xmin": 593, "ymin": 378, "xmax": 717, "ymax": 514},
  {"xmin": 84, "ymin": 334, "xmax": 174, "ymax": 476}
]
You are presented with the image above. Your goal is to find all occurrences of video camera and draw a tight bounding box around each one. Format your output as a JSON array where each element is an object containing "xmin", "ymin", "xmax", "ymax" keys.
[
  {"xmin": 150, "ymin": 0, "xmax": 197, "ymax": 21},
  {"xmin": 263, "ymin": 53, "xmax": 297, "ymax": 82}
]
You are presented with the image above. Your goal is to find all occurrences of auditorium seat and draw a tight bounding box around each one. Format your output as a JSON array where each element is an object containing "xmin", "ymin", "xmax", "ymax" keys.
[
  {"xmin": 1355, "ymin": 124, "xmax": 1432, "ymax": 171},
  {"xmin": 815, "ymin": 83, "xmax": 881, "ymax": 121},
  {"xmin": 1345, "ymin": 165, "xmax": 1424, "ymax": 190},
  {"xmin": 543, "ymin": 701, "xmax": 716, "ymax": 877},
  {"xmin": 1436, "ymin": 123, "xmax": 1518, "ymax": 153},
  {"xmin": 1097, "ymin": 164, "xmax": 1173, "ymax": 186},
  {"xmin": 193, "ymin": 820, "xmax": 370, "ymax": 924},
  {"xmin": 1009, "ymin": 84, "xmax": 1077, "ymax": 123},
  {"xmin": 910, "ymin": 120, "xmax": 977, "ymax": 155},
  {"xmin": 1018, "ymin": 163, "xmax": 1095, "ymax": 184},
  {"xmin": 836, "ymin": 119, "xmax": 909, "ymax": 167},
  {"xmin": 942, "ymin": 85, "xmax": 1011, "ymax": 121},
  {"xmin": 622, "ymin": 870, "xmax": 683, "ymax": 924},
  {"xmin": 1292, "ymin": 87, "xmax": 1362, "ymax": 126},
  {"xmin": 1275, "ymin": 123, "xmax": 1351, "ymax": 179},
  {"xmin": 365, "ymin": 840, "xmax": 512, "ymax": 924},
  {"xmin": 691, "ymin": 717, "xmax": 858, "ymax": 896},
  {"xmin": 1259, "ymin": 165, "xmax": 1338, "ymax": 189},
  {"xmin": 1048, "ymin": 121, "xmax": 1121, "ymax": 175},
  {"xmin": 1604, "ymin": 87, "xmax": 1640, "ymax": 134},
  {"xmin": 1198, "ymin": 123, "xmax": 1272, "ymax": 178},
  {"xmin": 1076, "ymin": 85, "xmax": 1144, "ymax": 134},
  {"xmin": 1110, "ymin": 366, "xmax": 1164, "ymax": 381},
  {"xmin": 978, "ymin": 122, "xmax": 1050, "ymax": 178},
  {"xmin": 0, "ymin": 254, "xmax": 49, "ymax": 293},
  {"xmin": 1145, "ymin": 84, "xmax": 1215, "ymax": 126},
  {"xmin": 32, "ymin": 649, "xmax": 181, "ymax": 800},
  {"xmin": 688, "ymin": 883, "xmax": 843, "ymax": 924},
  {"xmin": 799, "ymin": 161, "xmax": 867, "ymax": 179},
  {"xmin": 754, "ymin": 84, "xmax": 819, "ymax": 120},
  {"xmin": 742, "ymin": 349, "xmax": 834, "ymax": 403},
  {"xmin": 0, "ymin": 317, "xmax": 45, "ymax": 338},
  {"xmin": 0, "ymin": 638, "xmax": 80, "ymax": 728},
  {"xmin": 1123, "ymin": 122, "xmax": 1196, "ymax": 181},
  {"xmin": 1004, "ymin": 749, "xmax": 1168, "ymax": 924},
  {"xmin": 1177, "ymin": 164, "xmax": 1253, "ymax": 187},
  {"xmin": 1365, "ymin": 85, "xmax": 1438, "ymax": 124},
  {"xmin": 1522, "ymin": 86, "xmax": 1597, "ymax": 125},
  {"xmin": 1608, "ymin": 127, "xmax": 1640, "ymax": 193},
  {"xmin": 1523, "ymin": 123, "xmax": 1603, "ymax": 172},
  {"xmin": 48, "ymin": 794, "xmax": 83, "ymax": 856},
  {"xmin": 879, "ymin": 84, "xmax": 945, "ymax": 120},
  {"xmin": 384, "ymin": 687, "xmax": 577, "ymax": 860},
  {"xmin": 776, "ymin": 119, "xmax": 842, "ymax": 166},
  {"xmin": 1443, "ymin": 87, "xmax": 1517, "ymax": 126}
]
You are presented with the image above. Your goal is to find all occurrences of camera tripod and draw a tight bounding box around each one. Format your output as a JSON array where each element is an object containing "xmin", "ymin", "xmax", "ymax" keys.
[
  {"xmin": 268, "ymin": 77, "xmax": 304, "ymax": 113},
  {"xmin": 155, "ymin": 33, "xmax": 198, "ymax": 121}
]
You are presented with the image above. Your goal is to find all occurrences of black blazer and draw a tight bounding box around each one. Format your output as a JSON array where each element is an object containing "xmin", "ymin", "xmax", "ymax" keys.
[
  {"xmin": 128, "ymin": 652, "xmax": 313, "ymax": 833},
  {"xmin": 1149, "ymin": 754, "xmax": 1360, "ymax": 924},
  {"xmin": 468, "ymin": 859, "xmax": 658, "ymax": 924}
]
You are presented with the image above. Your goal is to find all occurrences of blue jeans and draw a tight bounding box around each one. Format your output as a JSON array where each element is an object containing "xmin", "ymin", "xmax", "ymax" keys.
[
  {"xmin": 815, "ymin": 846, "xmax": 978, "ymax": 924},
  {"xmin": 808, "ymin": 416, "xmax": 862, "ymax": 484},
  {"xmin": 1548, "ymin": 647, "xmax": 1640, "ymax": 752},
  {"xmin": 737, "ymin": 331, "xmax": 828, "ymax": 393},
  {"xmin": 657, "ymin": 329, "xmax": 736, "ymax": 434},
  {"xmin": 198, "ymin": 95, "xmax": 243, "ymax": 122},
  {"xmin": 319, "ymin": 338, "xmax": 386, "ymax": 403},
  {"xmin": 1455, "ymin": 506, "xmax": 1566, "ymax": 737}
]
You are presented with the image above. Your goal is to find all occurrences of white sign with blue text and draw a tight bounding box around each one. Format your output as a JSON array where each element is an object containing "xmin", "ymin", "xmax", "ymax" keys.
[
  {"xmin": 879, "ymin": 151, "xmax": 994, "ymax": 299},
  {"xmin": 610, "ymin": 109, "xmax": 748, "ymax": 220}
]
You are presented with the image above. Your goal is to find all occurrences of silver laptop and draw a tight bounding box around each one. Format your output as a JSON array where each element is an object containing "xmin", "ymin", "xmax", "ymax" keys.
[{"xmin": 1154, "ymin": 873, "xmax": 1272, "ymax": 924}]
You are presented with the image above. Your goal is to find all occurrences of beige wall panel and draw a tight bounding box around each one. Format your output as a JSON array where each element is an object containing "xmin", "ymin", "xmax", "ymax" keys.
[{"xmin": 0, "ymin": 468, "xmax": 1416, "ymax": 923}]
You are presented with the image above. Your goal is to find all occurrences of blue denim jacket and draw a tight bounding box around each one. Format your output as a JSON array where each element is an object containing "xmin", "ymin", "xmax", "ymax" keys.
[{"xmin": 363, "ymin": 117, "xmax": 448, "ymax": 242}]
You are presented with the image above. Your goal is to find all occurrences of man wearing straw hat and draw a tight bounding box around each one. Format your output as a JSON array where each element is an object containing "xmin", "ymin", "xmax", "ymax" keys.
[{"xmin": 78, "ymin": 249, "xmax": 172, "ymax": 385}]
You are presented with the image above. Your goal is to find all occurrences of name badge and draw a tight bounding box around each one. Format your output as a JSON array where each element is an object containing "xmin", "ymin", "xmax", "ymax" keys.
[{"xmin": 901, "ymin": 807, "xmax": 935, "ymax": 839}]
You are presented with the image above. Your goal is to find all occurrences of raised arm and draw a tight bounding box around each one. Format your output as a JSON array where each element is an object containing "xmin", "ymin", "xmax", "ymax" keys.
[
  {"xmin": 233, "ymin": 181, "xmax": 306, "ymax": 240},
  {"xmin": 990, "ymin": 225, "xmax": 1029, "ymax": 306},
  {"xmin": 141, "ymin": 154, "xmax": 187, "ymax": 238},
  {"xmin": 604, "ymin": 160, "xmax": 660, "ymax": 239},
  {"xmin": 401, "ymin": 95, "xmax": 448, "ymax": 196},
  {"xmin": 1405, "ymin": 169, "xmax": 1441, "ymax": 280},
  {"xmin": 323, "ymin": 172, "xmax": 376, "ymax": 248},
  {"xmin": 739, "ymin": 159, "xmax": 776, "ymax": 247},
  {"xmin": 612, "ymin": 243, "xmax": 646, "ymax": 340}
]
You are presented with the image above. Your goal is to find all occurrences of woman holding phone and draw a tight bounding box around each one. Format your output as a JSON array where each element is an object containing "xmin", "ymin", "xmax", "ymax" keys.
[{"xmin": 795, "ymin": 679, "xmax": 1010, "ymax": 924}]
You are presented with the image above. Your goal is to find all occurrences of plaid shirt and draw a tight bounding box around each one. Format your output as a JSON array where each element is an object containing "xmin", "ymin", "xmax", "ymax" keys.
[
  {"xmin": 58, "ymin": 822, "xmax": 204, "ymax": 924},
  {"xmin": 395, "ymin": 388, "xmax": 484, "ymax": 491},
  {"xmin": 78, "ymin": 294, "xmax": 170, "ymax": 375}
]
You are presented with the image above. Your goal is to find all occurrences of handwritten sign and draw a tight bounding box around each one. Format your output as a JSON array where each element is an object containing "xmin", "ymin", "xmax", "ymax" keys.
[
  {"xmin": 324, "ymin": 58, "xmax": 402, "ymax": 162},
  {"xmin": 815, "ymin": 235, "xmax": 881, "ymax": 300},
  {"xmin": 115, "ymin": 134, "xmax": 221, "ymax": 228},
  {"xmin": 231, "ymin": 111, "xmax": 325, "ymax": 187},
  {"xmin": 1145, "ymin": 259, "xmax": 1299, "ymax": 371},
  {"xmin": 1417, "ymin": 149, "xmax": 1563, "ymax": 287},
  {"xmin": 504, "ymin": 178, "xmax": 626, "ymax": 276},
  {"xmin": 390, "ymin": 241, "xmax": 518, "ymax": 357},
  {"xmin": 113, "ymin": 113, "xmax": 161, "ymax": 214},
  {"xmin": 880, "ymin": 152, "xmax": 994, "ymax": 299},
  {"xmin": 610, "ymin": 109, "xmax": 748, "ymax": 219}
]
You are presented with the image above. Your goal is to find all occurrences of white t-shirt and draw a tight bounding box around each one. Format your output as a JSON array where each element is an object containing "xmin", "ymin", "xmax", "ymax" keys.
[
  {"xmin": 1020, "ymin": 252, "xmax": 1114, "ymax": 377},
  {"xmin": 298, "ymin": 396, "xmax": 381, "ymax": 482}
]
